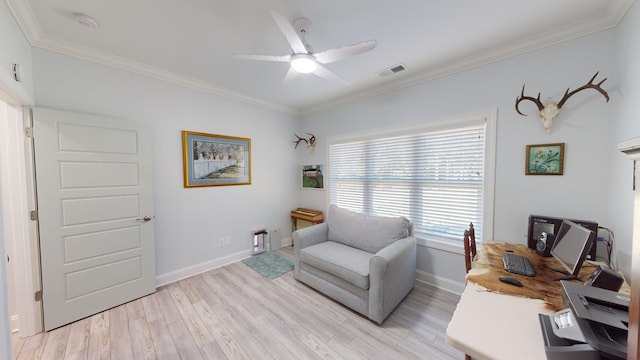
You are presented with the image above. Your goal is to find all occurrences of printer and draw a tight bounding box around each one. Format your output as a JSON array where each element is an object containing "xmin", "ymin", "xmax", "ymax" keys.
[{"xmin": 538, "ymin": 280, "xmax": 630, "ymax": 360}]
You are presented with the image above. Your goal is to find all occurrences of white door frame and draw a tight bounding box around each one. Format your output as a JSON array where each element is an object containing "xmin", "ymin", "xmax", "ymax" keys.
[{"xmin": 0, "ymin": 102, "xmax": 42, "ymax": 337}]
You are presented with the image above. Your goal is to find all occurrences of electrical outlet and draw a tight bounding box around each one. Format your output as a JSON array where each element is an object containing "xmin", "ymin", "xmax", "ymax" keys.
[{"xmin": 218, "ymin": 236, "xmax": 231, "ymax": 247}]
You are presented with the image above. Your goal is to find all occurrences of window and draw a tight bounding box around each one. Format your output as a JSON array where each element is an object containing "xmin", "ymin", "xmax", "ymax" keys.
[{"xmin": 329, "ymin": 114, "xmax": 495, "ymax": 246}]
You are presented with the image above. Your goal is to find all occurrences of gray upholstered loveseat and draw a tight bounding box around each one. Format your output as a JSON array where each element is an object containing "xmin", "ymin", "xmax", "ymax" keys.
[{"xmin": 293, "ymin": 205, "xmax": 417, "ymax": 324}]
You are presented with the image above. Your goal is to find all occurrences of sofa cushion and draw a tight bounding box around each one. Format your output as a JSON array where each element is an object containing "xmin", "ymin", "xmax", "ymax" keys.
[
  {"xmin": 299, "ymin": 241, "xmax": 373, "ymax": 290},
  {"xmin": 327, "ymin": 205, "xmax": 410, "ymax": 254}
]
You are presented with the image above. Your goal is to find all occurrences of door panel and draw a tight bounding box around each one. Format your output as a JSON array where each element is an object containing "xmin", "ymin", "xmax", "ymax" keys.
[
  {"xmin": 33, "ymin": 107, "xmax": 155, "ymax": 331},
  {"xmin": 60, "ymin": 162, "xmax": 139, "ymax": 188}
]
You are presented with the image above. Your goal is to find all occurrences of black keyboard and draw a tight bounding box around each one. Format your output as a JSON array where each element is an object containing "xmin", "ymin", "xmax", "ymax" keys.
[{"xmin": 502, "ymin": 253, "xmax": 536, "ymax": 277}]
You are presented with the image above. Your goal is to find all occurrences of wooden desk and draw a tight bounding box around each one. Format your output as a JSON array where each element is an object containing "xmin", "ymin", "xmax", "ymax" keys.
[
  {"xmin": 447, "ymin": 281, "xmax": 553, "ymax": 360},
  {"xmin": 446, "ymin": 243, "xmax": 629, "ymax": 360}
]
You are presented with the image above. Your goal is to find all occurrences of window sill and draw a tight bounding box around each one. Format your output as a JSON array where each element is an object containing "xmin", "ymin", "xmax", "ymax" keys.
[{"xmin": 416, "ymin": 235, "xmax": 481, "ymax": 255}]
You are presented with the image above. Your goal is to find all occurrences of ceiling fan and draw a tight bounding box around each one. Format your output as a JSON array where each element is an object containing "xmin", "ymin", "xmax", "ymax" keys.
[{"xmin": 234, "ymin": 9, "xmax": 377, "ymax": 85}]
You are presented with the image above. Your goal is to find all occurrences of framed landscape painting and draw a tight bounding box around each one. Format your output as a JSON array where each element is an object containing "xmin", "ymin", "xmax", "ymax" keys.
[
  {"xmin": 302, "ymin": 164, "xmax": 324, "ymax": 190},
  {"xmin": 182, "ymin": 130, "xmax": 251, "ymax": 187},
  {"xmin": 525, "ymin": 143, "xmax": 565, "ymax": 175}
]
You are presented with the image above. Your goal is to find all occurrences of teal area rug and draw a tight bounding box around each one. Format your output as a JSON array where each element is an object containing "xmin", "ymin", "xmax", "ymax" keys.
[{"xmin": 242, "ymin": 251, "xmax": 294, "ymax": 279}]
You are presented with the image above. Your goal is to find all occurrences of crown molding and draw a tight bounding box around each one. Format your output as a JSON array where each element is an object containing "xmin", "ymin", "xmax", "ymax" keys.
[
  {"xmin": 4, "ymin": 0, "xmax": 41, "ymax": 44},
  {"xmin": 38, "ymin": 36, "xmax": 299, "ymax": 115},
  {"xmin": 300, "ymin": 0, "xmax": 634, "ymax": 116},
  {"xmin": 34, "ymin": 34, "xmax": 297, "ymax": 114},
  {"xmin": 4, "ymin": 0, "xmax": 297, "ymax": 115},
  {"xmin": 6, "ymin": 0, "xmax": 633, "ymax": 117}
]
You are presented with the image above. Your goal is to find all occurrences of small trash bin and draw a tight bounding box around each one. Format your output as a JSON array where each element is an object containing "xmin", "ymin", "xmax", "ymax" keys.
[{"xmin": 252, "ymin": 229, "xmax": 268, "ymax": 255}]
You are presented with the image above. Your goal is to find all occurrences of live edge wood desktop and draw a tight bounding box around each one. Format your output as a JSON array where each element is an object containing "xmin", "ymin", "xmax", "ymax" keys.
[{"xmin": 445, "ymin": 243, "xmax": 629, "ymax": 360}]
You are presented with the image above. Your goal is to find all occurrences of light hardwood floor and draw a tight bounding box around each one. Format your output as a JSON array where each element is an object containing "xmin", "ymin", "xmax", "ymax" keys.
[{"xmin": 11, "ymin": 247, "xmax": 465, "ymax": 360}]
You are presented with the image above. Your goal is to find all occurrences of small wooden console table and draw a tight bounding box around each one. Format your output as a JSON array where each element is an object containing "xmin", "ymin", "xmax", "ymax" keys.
[{"xmin": 290, "ymin": 208, "xmax": 323, "ymax": 232}]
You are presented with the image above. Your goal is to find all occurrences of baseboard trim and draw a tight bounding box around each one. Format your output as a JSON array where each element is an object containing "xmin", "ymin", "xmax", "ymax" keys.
[
  {"xmin": 416, "ymin": 269, "xmax": 465, "ymax": 295},
  {"xmin": 154, "ymin": 246, "xmax": 465, "ymax": 297},
  {"xmin": 155, "ymin": 250, "xmax": 249, "ymax": 287},
  {"xmin": 280, "ymin": 236, "xmax": 292, "ymax": 247}
]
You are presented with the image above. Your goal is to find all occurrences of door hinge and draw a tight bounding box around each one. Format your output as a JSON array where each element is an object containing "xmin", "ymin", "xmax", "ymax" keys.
[
  {"xmin": 25, "ymin": 127, "xmax": 33, "ymax": 138},
  {"xmin": 30, "ymin": 210, "xmax": 38, "ymax": 221},
  {"xmin": 35, "ymin": 290, "xmax": 42, "ymax": 301}
]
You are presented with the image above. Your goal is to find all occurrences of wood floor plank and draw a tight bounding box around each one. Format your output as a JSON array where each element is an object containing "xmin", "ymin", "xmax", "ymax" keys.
[
  {"xmin": 213, "ymin": 295, "xmax": 296, "ymax": 360},
  {"xmin": 109, "ymin": 304, "xmax": 133, "ymax": 359},
  {"xmin": 188, "ymin": 274, "xmax": 223, "ymax": 307},
  {"xmin": 14, "ymin": 331, "xmax": 46, "ymax": 360},
  {"xmin": 86, "ymin": 312, "xmax": 109, "ymax": 360},
  {"xmin": 125, "ymin": 298, "xmax": 147, "ymax": 322},
  {"xmin": 62, "ymin": 317, "xmax": 90, "ymax": 360},
  {"xmin": 343, "ymin": 318, "xmax": 420, "ymax": 360},
  {"xmin": 178, "ymin": 277, "xmax": 205, "ymax": 305},
  {"xmin": 13, "ymin": 247, "xmax": 464, "ymax": 360},
  {"xmin": 140, "ymin": 293, "xmax": 163, "ymax": 323},
  {"xmin": 39, "ymin": 324, "xmax": 70, "ymax": 360},
  {"xmin": 253, "ymin": 309, "xmax": 322, "ymax": 360},
  {"xmin": 168, "ymin": 283, "xmax": 215, "ymax": 348},
  {"xmin": 128, "ymin": 317, "xmax": 157, "ymax": 360},
  {"xmin": 12, "ymin": 333, "xmax": 25, "ymax": 357},
  {"xmin": 155, "ymin": 285, "xmax": 205, "ymax": 360},
  {"xmin": 300, "ymin": 332, "xmax": 346, "ymax": 360},
  {"xmin": 326, "ymin": 336, "xmax": 370, "ymax": 360},
  {"xmin": 146, "ymin": 319, "xmax": 180, "ymax": 360},
  {"xmin": 192, "ymin": 300, "xmax": 252, "ymax": 360}
]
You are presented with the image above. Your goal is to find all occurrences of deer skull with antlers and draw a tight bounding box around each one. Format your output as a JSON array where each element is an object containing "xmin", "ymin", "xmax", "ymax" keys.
[
  {"xmin": 294, "ymin": 133, "xmax": 316, "ymax": 153},
  {"xmin": 515, "ymin": 72, "xmax": 609, "ymax": 134}
]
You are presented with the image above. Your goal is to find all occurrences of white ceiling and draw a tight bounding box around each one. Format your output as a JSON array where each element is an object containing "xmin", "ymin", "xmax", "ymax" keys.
[{"xmin": 5, "ymin": 0, "xmax": 634, "ymax": 114}]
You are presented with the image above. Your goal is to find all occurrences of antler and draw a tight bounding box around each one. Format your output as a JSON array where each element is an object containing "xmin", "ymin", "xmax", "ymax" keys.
[
  {"xmin": 307, "ymin": 133, "xmax": 315, "ymax": 145},
  {"xmin": 293, "ymin": 134, "xmax": 308, "ymax": 149},
  {"xmin": 515, "ymin": 85, "xmax": 544, "ymax": 116},
  {"xmin": 557, "ymin": 71, "xmax": 609, "ymax": 109}
]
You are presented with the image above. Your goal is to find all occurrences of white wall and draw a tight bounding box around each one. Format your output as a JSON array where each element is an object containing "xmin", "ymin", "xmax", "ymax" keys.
[
  {"xmin": 610, "ymin": 0, "xmax": 640, "ymax": 280},
  {"xmin": 31, "ymin": 48, "xmax": 300, "ymax": 279},
  {"xmin": 0, "ymin": 1, "xmax": 33, "ymax": 105},
  {"xmin": 0, "ymin": 0, "xmax": 34, "ymax": 356},
  {"xmin": 0, "ymin": 190, "xmax": 11, "ymax": 360},
  {"xmin": 299, "ymin": 29, "xmax": 621, "ymax": 285}
]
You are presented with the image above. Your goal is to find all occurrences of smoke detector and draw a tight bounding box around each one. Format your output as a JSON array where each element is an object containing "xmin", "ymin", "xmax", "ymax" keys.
[{"xmin": 73, "ymin": 13, "xmax": 99, "ymax": 28}]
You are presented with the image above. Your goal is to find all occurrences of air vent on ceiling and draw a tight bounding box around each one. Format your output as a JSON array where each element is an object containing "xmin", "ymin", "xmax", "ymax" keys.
[{"xmin": 377, "ymin": 64, "xmax": 407, "ymax": 77}]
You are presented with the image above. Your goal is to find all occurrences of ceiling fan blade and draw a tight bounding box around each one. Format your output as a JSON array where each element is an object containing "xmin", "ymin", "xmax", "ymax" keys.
[
  {"xmin": 313, "ymin": 40, "xmax": 377, "ymax": 64},
  {"xmin": 233, "ymin": 54, "xmax": 290, "ymax": 62},
  {"xmin": 313, "ymin": 64, "xmax": 349, "ymax": 86},
  {"xmin": 270, "ymin": 9, "xmax": 308, "ymax": 54},
  {"xmin": 283, "ymin": 66, "xmax": 298, "ymax": 84}
]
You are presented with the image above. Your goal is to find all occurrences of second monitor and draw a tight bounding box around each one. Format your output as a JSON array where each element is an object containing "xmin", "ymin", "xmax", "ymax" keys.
[
  {"xmin": 548, "ymin": 219, "xmax": 597, "ymax": 280},
  {"xmin": 528, "ymin": 215, "xmax": 598, "ymax": 260}
]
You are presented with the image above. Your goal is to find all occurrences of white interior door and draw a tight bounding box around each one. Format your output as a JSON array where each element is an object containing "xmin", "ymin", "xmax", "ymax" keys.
[{"xmin": 32, "ymin": 107, "xmax": 156, "ymax": 331}]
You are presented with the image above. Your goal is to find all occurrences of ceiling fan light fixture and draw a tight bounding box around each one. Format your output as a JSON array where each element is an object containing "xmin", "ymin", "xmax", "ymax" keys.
[{"xmin": 290, "ymin": 54, "xmax": 317, "ymax": 73}]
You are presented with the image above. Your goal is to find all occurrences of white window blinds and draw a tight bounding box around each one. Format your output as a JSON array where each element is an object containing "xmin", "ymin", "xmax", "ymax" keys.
[{"xmin": 330, "ymin": 120, "xmax": 486, "ymax": 243}]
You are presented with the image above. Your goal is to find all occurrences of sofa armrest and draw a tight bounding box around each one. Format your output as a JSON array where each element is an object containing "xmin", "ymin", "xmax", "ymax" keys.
[
  {"xmin": 293, "ymin": 223, "xmax": 329, "ymax": 280},
  {"xmin": 368, "ymin": 236, "xmax": 417, "ymax": 323},
  {"xmin": 293, "ymin": 222, "xmax": 329, "ymax": 249}
]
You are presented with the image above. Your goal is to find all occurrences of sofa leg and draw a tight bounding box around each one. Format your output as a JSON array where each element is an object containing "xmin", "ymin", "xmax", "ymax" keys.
[{"xmin": 465, "ymin": 355, "xmax": 471, "ymax": 360}]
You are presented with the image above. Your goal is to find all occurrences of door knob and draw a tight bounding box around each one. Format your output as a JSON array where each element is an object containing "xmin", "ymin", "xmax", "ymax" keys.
[{"xmin": 136, "ymin": 216, "xmax": 152, "ymax": 222}]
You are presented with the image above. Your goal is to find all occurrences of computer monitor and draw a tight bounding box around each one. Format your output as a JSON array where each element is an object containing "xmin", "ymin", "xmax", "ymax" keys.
[{"xmin": 549, "ymin": 219, "xmax": 596, "ymax": 280}]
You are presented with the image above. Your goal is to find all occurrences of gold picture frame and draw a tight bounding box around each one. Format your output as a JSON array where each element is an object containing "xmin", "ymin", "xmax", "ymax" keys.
[
  {"xmin": 182, "ymin": 130, "xmax": 251, "ymax": 187},
  {"xmin": 525, "ymin": 143, "xmax": 565, "ymax": 175}
]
